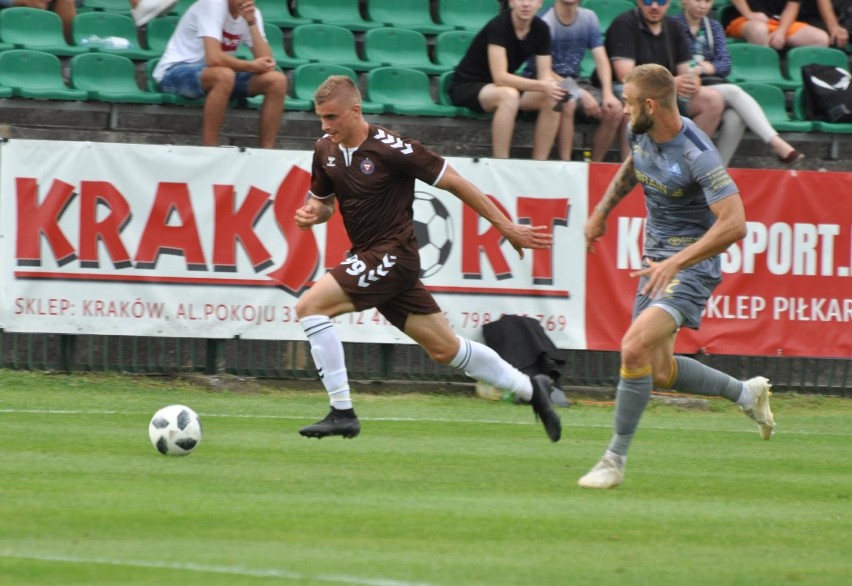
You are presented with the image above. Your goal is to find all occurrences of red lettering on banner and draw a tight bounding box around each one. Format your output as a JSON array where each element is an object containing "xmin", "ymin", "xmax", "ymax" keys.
[
  {"xmin": 79, "ymin": 181, "xmax": 132, "ymax": 268},
  {"xmin": 212, "ymin": 185, "xmax": 273, "ymax": 271},
  {"xmin": 135, "ymin": 183, "xmax": 206, "ymax": 270},
  {"xmin": 461, "ymin": 195, "xmax": 512, "ymax": 279},
  {"xmin": 15, "ymin": 178, "xmax": 77, "ymax": 266},
  {"xmin": 266, "ymin": 166, "xmax": 317, "ymax": 294},
  {"xmin": 517, "ymin": 196, "xmax": 569, "ymax": 286}
]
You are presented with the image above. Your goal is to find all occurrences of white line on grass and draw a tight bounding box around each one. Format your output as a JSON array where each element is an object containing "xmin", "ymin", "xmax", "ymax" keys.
[
  {"xmin": 0, "ymin": 408, "xmax": 847, "ymax": 437},
  {"xmin": 0, "ymin": 551, "xmax": 436, "ymax": 586}
]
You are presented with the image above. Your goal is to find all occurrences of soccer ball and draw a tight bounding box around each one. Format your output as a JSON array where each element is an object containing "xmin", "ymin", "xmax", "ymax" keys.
[
  {"xmin": 412, "ymin": 191, "xmax": 453, "ymax": 278},
  {"xmin": 148, "ymin": 404, "xmax": 202, "ymax": 456}
]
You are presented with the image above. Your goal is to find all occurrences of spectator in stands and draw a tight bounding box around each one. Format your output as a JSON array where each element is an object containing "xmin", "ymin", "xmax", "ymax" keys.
[
  {"xmin": 601, "ymin": 0, "xmax": 742, "ymax": 161},
  {"xmin": 522, "ymin": 0, "xmax": 623, "ymax": 162},
  {"xmin": 152, "ymin": 0, "xmax": 287, "ymax": 148},
  {"xmin": 0, "ymin": 0, "xmax": 79, "ymax": 45},
  {"xmin": 677, "ymin": 0, "xmax": 804, "ymax": 165},
  {"xmin": 448, "ymin": 0, "xmax": 567, "ymax": 159},
  {"xmin": 130, "ymin": 0, "xmax": 177, "ymax": 27},
  {"xmin": 722, "ymin": 0, "xmax": 830, "ymax": 48},
  {"xmin": 797, "ymin": 0, "xmax": 851, "ymax": 47}
]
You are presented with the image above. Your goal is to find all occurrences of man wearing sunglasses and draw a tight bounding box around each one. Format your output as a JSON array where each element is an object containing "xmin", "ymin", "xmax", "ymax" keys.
[{"xmin": 598, "ymin": 0, "xmax": 745, "ymax": 160}]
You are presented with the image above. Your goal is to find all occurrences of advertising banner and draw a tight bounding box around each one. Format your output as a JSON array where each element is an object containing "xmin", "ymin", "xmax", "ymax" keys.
[{"xmin": 0, "ymin": 140, "xmax": 586, "ymax": 346}]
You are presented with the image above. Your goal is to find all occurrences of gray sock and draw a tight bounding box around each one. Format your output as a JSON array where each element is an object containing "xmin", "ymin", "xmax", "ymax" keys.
[
  {"xmin": 670, "ymin": 356, "xmax": 744, "ymax": 403},
  {"xmin": 607, "ymin": 374, "xmax": 652, "ymax": 457}
]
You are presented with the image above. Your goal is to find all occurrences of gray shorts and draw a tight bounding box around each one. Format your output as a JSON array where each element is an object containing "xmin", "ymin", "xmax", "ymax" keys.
[{"xmin": 632, "ymin": 257, "xmax": 722, "ymax": 330}]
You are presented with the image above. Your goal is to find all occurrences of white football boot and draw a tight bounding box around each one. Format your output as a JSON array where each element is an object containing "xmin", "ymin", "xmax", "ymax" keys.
[
  {"xmin": 578, "ymin": 451, "xmax": 625, "ymax": 489},
  {"xmin": 741, "ymin": 376, "xmax": 775, "ymax": 440}
]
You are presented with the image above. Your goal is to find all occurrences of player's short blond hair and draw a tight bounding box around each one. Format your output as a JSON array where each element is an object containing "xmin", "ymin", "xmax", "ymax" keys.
[
  {"xmin": 314, "ymin": 75, "xmax": 362, "ymax": 106},
  {"xmin": 624, "ymin": 64, "xmax": 677, "ymax": 110}
]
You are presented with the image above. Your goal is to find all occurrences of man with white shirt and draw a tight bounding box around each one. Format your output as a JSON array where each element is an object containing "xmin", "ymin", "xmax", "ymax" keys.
[{"xmin": 153, "ymin": 0, "xmax": 287, "ymax": 148}]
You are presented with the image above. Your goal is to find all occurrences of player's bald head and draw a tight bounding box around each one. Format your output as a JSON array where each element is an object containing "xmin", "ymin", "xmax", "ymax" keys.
[{"xmin": 314, "ymin": 75, "xmax": 362, "ymax": 107}]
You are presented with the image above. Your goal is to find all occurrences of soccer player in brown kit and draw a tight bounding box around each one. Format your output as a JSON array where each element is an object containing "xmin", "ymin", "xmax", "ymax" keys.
[{"xmin": 294, "ymin": 75, "xmax": 562, "ymax": 442}]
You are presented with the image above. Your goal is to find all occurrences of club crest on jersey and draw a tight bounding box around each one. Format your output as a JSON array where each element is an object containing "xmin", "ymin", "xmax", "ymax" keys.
[
  {"xmin": 360, "ymin": 158, "xmax": 375, "ymax": 174},
  {"xmin": 668, "ymin": 162, "xmax": 682, "ymax": 175},
  {"xmin": 327, "ymin": 156, "xmax": 336, "ymax": 167}
]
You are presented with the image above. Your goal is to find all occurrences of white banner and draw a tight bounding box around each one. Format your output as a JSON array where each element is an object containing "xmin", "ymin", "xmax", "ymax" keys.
[{"xmin": 0, "ymin": 140, "xmax": 588, "ymax": 347}]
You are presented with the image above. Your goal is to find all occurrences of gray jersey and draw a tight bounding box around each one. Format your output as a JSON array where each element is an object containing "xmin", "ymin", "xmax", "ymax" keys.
[{"xmin": 629, "ymin": 116, "xmax": 739, "ymax": 265}]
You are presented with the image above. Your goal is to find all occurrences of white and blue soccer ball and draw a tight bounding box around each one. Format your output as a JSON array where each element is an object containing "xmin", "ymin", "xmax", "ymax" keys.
[
  {"xmin": 148, "ymin": 404, "xmax": 202, "ymax": 456},
  {"xmin": 412, "ymin": 191, "xmax": 453, "ymax": 278}
]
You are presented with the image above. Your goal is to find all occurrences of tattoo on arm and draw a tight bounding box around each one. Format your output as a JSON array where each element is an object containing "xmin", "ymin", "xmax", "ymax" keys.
[{"xmin": 596, "ymin": 157, "xmax": 637, "ymax": 218}]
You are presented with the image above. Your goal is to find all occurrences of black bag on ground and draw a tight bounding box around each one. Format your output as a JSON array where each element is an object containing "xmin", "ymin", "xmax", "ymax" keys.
[
  {"xmin": 801, "ymin": 63, "xmax": 852, "ymax": 123},
  {"xmin": 482, "ymin": 315, "xmax": 569, "ymax": 407}
]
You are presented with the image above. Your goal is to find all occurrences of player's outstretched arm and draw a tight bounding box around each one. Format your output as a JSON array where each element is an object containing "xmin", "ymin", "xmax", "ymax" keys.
[
  {"xmin": 436, "ymin": 165, "xmax": 552, "ymax": 258},
  {"xmin": 585, "ymin": 155, "xmax": 637, "ymax": 253},
  {"xmin": 295, "ymin": 194, "xmax": 336, "ymax": 230}
]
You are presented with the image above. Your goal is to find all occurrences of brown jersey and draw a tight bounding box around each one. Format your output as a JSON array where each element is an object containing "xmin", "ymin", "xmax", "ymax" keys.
[{"xmin": 310, "ymin": 124, "xmax": 448, "ymax": 266}]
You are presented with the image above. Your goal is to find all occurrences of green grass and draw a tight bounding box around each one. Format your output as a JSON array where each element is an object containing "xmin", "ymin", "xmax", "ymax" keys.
[{"xmin": 1, "ymin": 370, "xmax": 851, "ymax": 585}]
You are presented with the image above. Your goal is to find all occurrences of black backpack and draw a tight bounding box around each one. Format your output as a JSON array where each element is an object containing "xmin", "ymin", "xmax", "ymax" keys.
[{"xmin": 801, "ymin": 63, "xmax": 852, "ymax": 123}]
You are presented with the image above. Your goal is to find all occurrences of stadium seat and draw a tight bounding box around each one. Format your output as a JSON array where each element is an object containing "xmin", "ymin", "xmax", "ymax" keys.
[
  {"xmin": 253, "ymin": 0, "xmax": 314, "ymax": 27},
  {"xmin": 70, "ymin": 53, "xmax": 162, "ymax": 104},
  {"xmin": 291, "ymin": 24, "xmax": 381, "ymax": 71},
  {"xmin": 73, "ymin": 12, "xmax": 159, "ymax": 60},
  {"xmin": 727, "ymin": 44, "xmax": 800, "ymax": 90},
  {"xmin": 82, "ymin": 0, "xmax": 131, "ymax": 15},
  {"xmin": 434, "ymin": 30, "xmax": 475, "ymax": 69},
  {"xmin": 366, "ymin": 0, "xmax": 453, "ymax": 35},
  {"xmin": 170, "ymin": 0, "xmax": 195, "ymax": 17},
  {"xmin": 259, "ymin": 22, "xmax": 309, "ymax": 69},
  {"xmin": 292, "ymin": 62, "xmax": 384, "ymax": 113},
  {"xmin": 580, "ymin": 50, "xmax": 596, "ymax": 80},
  {"xmin": 364, "ymin": 28, "xmax": 450, "ymax": 75},
  {"xmin": 0, "ymin": 49, "xmax": 89, "ymax": 100},
  {"xmin": 295, "ymin": 0, "xmax": 382, "ymax": 31},
  {"xmin": 736, "ymin": 83, "xmax": 813, "ymax": 132},
  {"xmin": 0, "ymin": 7, "xmax": 88, "ymax": 57},
  {"xmin": 583, "ymin": 0, "xmax": 634, "ymax": 34},
  {"xmin": 785, "ymin": 46, "xmax": 849, "ymax": 84},
  {"xmin": 367, "ymin": 66, "xmax": 458, "ymax": 117},
  {"xmin": 437, "ymin": 0, "xmax": 499, "ymax": 32},
  {"xmin": 145, "ymin": 16, "xmax": 178, "ymax": 54}
]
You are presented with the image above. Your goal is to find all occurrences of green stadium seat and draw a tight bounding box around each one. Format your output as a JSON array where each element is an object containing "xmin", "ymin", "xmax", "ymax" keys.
[
  {"xmin": 295, "ymin": 0, "xmax": 382, "ymax": 31},
  {"xmin": 727, "ymin": 44, "xmax": 800, "ymax": 90},
  {"xmin": 584, "ymin": 0, "xmax": 635, "ymax": 34},
  {"xmin": 0, "ymin": 49, "xmax": 89, "ymax": 100},
  {"xmin": 580, "ymin": 50, "xmax": 596, "ymax": 81},
  {"xmin": 73, "ymin": 12, "xmax": 159, "ymax": 60},
  {"xmin": 291, "ymin": 24, "xmax": 382, "ymax": 71},
  {"xmin": 367, "ymin": 66, "xmax": 458, "ymax": 117},
  {"xmin": 437, "ymin": 0, "xmax": 499, "ymax": 32},
  {"xmin": 292, "ymin": 62, "xmax": 384, "ymax": 113},
  {"xmin": 145, "ymin": 16, "xmax": 178, "ymax": 54},
  {"xmin": 784, "ymin": 46, "xmax": 849, "ymax": 85},
  {"xmin": 363, "ymin": 28, "xmax": 451, "ymax": 75},
  {"xmin": 170, "ymin": 0, "xmax": 196, "ymax": 17},
  {"xmin": 366, "ymin": 0, "xmax": 453, "ymax": 35},
  {"xmin": 434, "ymin": 30, "xmax": 475, "ymax": 69},
  {"xmin": 259, "ymin": 22, "xmax": 309, "ymax": 69},
  {"xmin": 0, "ymin": 7, "xmax": 88, "ymax": 57},
  {"xmin": 70, "ymin": 53, "xmax": 163, "ymax": 104},
  {"xmin": 253, "ymin": 0, "xmax": 314, "ymax": 27},
  {"xmin": 736, "ymin": 83, "xmax": 813, "ymax": 132},
  {"xmin": 82, "ymin": 0, "xmax": 131, "ymax": 15}
]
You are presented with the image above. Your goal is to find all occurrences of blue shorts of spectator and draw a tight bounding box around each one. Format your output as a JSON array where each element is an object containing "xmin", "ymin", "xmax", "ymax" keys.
[{"xmin": 158, "ymin": 62, "xmax": 253, "ymax": 100}]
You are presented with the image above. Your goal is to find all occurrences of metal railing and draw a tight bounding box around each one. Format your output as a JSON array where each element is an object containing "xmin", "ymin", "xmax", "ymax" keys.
[{"xmin": 1, "ymin": 331, "xmax": 849, "ymax": 396}]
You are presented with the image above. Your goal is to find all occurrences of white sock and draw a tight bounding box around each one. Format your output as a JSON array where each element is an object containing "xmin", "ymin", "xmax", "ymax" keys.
[
  {"xmin": 300, "ymin": 315, "xmax": 352, "ymax": 409},
  {"xmin": 448, "ymin": 336, "xmax": 533, "ymax": 401},
  {"xmin": 735, "ymin": 382, "xmax": 752, "ymax": 409}
]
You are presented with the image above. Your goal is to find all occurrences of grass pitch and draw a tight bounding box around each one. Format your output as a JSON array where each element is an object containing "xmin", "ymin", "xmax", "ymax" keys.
[{"xmin": 1, "ymin": 370, "xmax": 850, "ymax": 585}]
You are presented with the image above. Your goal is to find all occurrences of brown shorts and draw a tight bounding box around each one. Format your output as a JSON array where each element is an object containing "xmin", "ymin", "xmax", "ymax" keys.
[{"xmin": 330, "ymin": 249, "xmax": 441, "ymax": 331}]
